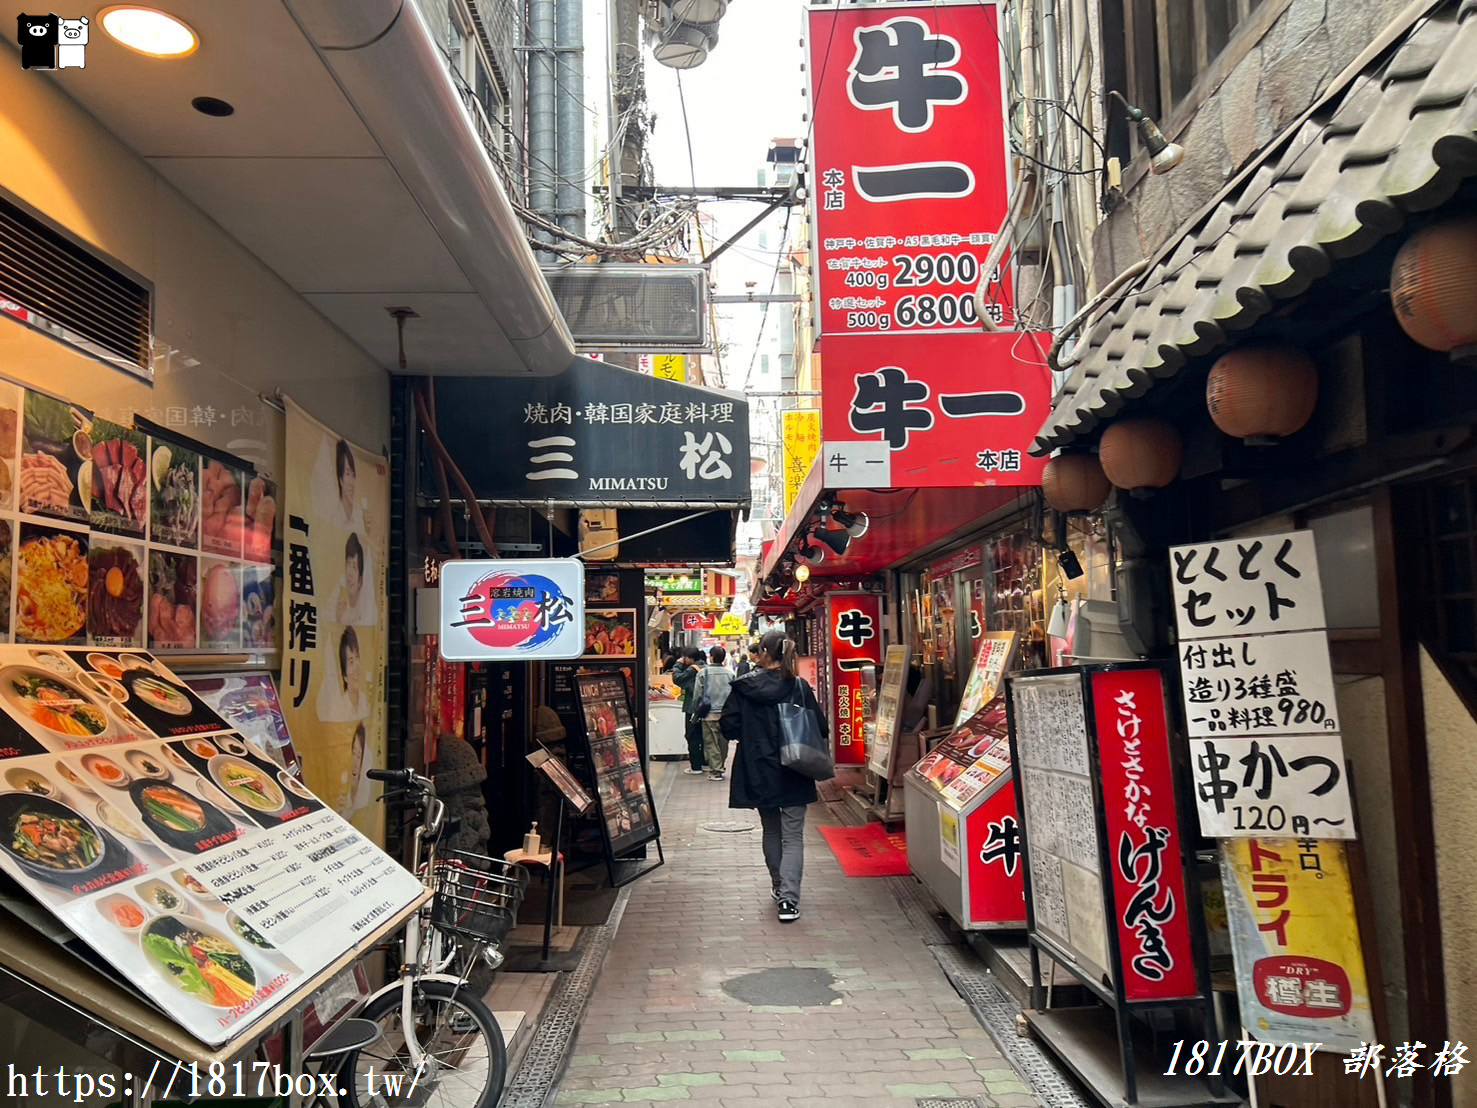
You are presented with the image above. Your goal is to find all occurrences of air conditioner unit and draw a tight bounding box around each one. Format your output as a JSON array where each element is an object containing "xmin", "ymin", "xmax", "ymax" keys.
[{"xmin": 541, "ymin": 264, "xmax": 709, "ymax": 350}]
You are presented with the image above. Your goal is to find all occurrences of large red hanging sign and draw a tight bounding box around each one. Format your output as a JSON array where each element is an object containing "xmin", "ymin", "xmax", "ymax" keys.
[
  {"xmin": 825, "ymin": 593, "xmax": 882, "ymax": 766},
  {"xmin": 808, "ymin": 1, "xmax": 1012, "ymax": 338}
]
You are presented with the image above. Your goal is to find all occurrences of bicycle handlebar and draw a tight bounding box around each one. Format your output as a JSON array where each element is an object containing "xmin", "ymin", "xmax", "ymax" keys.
[{"xmin": 367, "ymin": 768, "xmax": 414, "ymax": 785}]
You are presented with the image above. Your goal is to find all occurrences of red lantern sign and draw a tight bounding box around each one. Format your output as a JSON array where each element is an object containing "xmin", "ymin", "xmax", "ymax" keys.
[{"xmin": 826, "ymin": 593, "xmax": 881, "ymax": 766}]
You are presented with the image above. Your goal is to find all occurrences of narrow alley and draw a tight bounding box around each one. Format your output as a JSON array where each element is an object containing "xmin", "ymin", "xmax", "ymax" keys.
[{"xmin": 551, "ymin": 764, "xmax": 1044, "ymax": 1107}]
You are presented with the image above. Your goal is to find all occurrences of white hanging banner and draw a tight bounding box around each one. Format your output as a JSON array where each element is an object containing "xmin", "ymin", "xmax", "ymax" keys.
[
  {"xmin": 1188, "ymin": 734, "xmax": 1355, "ymax": 840},
  {"xmin": 1169, "ymin": 532, "xmax": 1326, "ymax": 640},
  {"xmin": 1178, "ymin": 630, "xmax": 1340, "ymax": 738}
]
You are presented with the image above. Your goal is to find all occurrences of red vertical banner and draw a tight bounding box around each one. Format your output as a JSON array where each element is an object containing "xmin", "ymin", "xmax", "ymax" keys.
[
  {"xmin": 965, "ymin": 784, "xmax": 1026, "ymax": 925},
  {"xmin": 826, "ymin": 593, "xmax": 882, "ymax": 766},
  {"xmin": 808, "ymin": 1, "xmax": 1012, "ymax": 336},
  {"xmin": 1090, "ymin": 667, "xmax": 1200, "ymax": 1001}
]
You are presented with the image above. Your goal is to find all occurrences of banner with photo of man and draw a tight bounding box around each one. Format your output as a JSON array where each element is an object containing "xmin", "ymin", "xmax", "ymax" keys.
[{"xmin": 282, "ymin": 398, "xmax": 388, "ymax": 843}]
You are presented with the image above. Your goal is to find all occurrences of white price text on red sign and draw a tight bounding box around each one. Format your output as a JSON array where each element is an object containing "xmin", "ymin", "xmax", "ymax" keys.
[
  {"xmin": 809, "ymin": 3, "xmax": 1012, "ymax": 337},
  {"xmin": 1179, "ymin": 630, "xmax": 1339, "ymax": 737},
  {"xmin": 1189, "ymin": 734, "xmax": 1354, "ymax": 840}
]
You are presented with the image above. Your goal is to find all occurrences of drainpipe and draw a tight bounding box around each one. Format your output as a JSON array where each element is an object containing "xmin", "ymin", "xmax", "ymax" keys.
[
  {"xmin": 1040, "ymin": 0, "xmax": 1079, "ymax": 382},
  {"xmin": 528, "ymin": 0, "xmax": 558, "ymax": 249},
  {"xmin": 556, "ymin": 0, "xmax": 586, "ymax": 238}
]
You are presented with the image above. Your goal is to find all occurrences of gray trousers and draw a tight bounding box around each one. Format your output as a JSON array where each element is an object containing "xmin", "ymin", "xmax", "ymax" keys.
[{"xmin": 758, "ymin": 805, "xmax": 806, "ymax": 902}]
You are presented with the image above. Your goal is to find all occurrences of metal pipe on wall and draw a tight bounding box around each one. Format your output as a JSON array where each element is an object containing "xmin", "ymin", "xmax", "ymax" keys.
[
  {"xmin": 556, "ymin": 0, "xmax": 586, "ymax": 237},
  {"xmin": 528, "ymin": 0, "xmax": 559, "ymax": 247}
]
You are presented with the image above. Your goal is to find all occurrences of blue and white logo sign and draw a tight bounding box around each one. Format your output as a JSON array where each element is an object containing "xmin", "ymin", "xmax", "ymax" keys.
[{"xmin": 439, "ymin": 559, "xmax": 586, "ymax": 661}]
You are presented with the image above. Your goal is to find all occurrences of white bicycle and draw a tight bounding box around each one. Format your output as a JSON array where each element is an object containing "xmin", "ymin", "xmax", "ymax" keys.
[{"xmin": 339, "ymin": 768, "xmax": 527, "ymax": 1108}]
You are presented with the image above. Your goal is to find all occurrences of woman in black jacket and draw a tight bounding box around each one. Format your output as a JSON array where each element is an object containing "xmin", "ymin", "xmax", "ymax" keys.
[{"xmin": 720, "ymin": 630, "xmax": 826, "ymax": 922}]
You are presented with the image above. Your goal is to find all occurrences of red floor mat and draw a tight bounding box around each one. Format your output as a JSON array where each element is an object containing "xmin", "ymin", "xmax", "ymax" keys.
[{"xmin": 817, "ymin": 822, "xmax": 910, "ymax": 877}]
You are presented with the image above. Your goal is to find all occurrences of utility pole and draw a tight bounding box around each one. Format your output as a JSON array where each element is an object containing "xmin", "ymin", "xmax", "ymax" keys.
[
  {"xmin": 555, "ymin": 0, "xmax": 585, "ymax": 238},
  {"xmin": 610, "ymin": 0, "xmax": 646, "ymax": 241},
  {"xmin": 528, "ymin": 0, "xmax": 558, "ymax": 253}
]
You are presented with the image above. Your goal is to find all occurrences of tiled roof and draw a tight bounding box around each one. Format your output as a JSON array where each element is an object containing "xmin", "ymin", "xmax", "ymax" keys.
[{"xmin": 1033, "ymin": 0, "xmax": 1477, "ymax": 454}]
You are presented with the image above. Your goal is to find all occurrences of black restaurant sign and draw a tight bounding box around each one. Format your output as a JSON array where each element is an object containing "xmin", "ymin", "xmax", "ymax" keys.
[{"xmin": 435, "ymin": 359, "xmax": 750, "ymax": 505}]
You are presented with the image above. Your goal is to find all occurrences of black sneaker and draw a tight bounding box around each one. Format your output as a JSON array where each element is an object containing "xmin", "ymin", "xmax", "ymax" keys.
[
  {"xmin": 771, "ymin": 887, "xmax": 782, "ymax": 903},
  {"xmin": 777, "ymin": 899, "xmax": 800, "ymax": 923}
]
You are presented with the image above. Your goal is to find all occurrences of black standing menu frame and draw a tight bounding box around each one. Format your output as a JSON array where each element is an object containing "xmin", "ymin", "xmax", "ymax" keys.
[{"xmin": 574, "ymin": 672, "xmax": 663, "ymax": 888}]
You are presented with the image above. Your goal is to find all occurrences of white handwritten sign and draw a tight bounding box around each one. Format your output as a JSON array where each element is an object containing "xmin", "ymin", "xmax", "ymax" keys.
[
  {"xmin": 1189, "ymin": 734, "xmax": 1354, "ymax": 840},
  {"xmin": 1178, "ymin": 630, "xmax": 1339, "ymax": 738},
  {"xmin": 1170, "ymin": 532, "xmax": 1325, "ymax": 640}
]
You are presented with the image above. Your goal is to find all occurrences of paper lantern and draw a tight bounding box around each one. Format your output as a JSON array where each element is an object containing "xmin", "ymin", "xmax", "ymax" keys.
[
  {"xmin": 1099, "ymin": 418, "xmax": 1182, "ymax": 491},
  {"xmin": 1206, "ymin": 346, "xmax": 1318, "ymax": 439},
  {"xmin": 1391, "ymin": 217, "xmax": 1477, "ymax": 355},
  {"xmin": 1042, "ymin": 453, "xmax": 1111, "ymax": 512}
]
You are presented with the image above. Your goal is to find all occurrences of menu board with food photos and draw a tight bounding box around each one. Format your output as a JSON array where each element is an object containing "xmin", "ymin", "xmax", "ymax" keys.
[
  {"xmin": 0, "ymin": 383, "xmax": 281, "ymax": 656},
  {"xmin": 576, "ymin": 672, "xmax": 658, "ymax": 858},
  {"xmin": 0, "ymin": 645, "xmax": 422, "ymax": 1047},
  {"xmin": 912, "ymin": 696, "xmax": 1013, "ymax": 809}
]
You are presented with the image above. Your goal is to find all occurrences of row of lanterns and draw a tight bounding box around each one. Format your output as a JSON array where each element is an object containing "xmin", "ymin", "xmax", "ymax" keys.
[{"xmin": 1043, "ymin": 215, "xmax": 1477, "ymax": 513}]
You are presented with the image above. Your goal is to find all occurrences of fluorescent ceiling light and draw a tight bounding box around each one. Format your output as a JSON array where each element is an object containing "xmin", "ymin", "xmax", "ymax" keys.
[{"xmin": 100, "ymin": 6, "xmax": 199, "ymax": 58}]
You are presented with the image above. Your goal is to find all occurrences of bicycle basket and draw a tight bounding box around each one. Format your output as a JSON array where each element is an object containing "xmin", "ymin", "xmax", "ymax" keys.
[{"xmin": 430, "ymin": 850, "xmax": 529, "ymax": 944}]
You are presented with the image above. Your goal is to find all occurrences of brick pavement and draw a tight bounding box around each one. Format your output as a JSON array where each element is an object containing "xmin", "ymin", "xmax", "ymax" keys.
[{"xmin": 554, "ymin": 763, "xmax": 1040, "ymax": 1106}]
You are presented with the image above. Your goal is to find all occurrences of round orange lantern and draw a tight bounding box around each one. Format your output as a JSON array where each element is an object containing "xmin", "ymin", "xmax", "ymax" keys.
[
  {"xmin": 1206, "ymin": 346, "xmax": 1318, "ymax": 439},
  {"xmin": 1098, "ymin": 418, "xmax": 1182, "ymax": 492},
  {"xmin": 1391, "ymin": 217, "xmax": 1477, "ymax": 355},
  {"xmin": 1042, "ymin": 453, "xmax": 1111, "ymax": 512}
]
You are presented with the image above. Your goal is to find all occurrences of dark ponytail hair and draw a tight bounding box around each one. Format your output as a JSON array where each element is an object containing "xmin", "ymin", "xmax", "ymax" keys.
[{"xmin": 758, "ymin": 629, "xmax": 798, "ymax": 679}]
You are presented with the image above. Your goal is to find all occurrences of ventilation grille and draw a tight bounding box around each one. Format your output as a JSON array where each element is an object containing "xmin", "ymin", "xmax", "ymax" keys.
[
  {"xmin": 542, "ymin": 264, "xmax": 707, "ymax": 349},
  {"xmin": 0, "ymin": 193, "xmax": 152, "ymax": 372}
]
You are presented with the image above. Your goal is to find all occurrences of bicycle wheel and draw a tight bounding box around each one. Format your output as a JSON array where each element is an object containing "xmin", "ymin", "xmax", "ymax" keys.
[{"xmin": 339, "ymin": 979, "xmax": 507, "ymax": 1108}]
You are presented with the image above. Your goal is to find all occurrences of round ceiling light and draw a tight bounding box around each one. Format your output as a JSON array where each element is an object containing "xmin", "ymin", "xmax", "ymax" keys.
[{"xmin": 100, "ymin": 6, "xmax": 199, "ymax": 58}]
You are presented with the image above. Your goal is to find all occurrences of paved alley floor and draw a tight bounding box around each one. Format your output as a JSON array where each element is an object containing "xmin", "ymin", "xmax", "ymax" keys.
[{"xmin": 553, "ymin": 763, "xmax": 1040, "ymax": 1106}]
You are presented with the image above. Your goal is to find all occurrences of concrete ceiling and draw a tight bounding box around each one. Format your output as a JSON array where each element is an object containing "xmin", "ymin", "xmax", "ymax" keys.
[{"xmin": 5, "ymin": 0, "xmax": 571, "ymax": 376}]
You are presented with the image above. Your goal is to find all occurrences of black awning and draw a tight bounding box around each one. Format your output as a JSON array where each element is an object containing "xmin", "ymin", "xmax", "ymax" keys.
[{"xmin": 433, "ymin": 357, "xmax": 751, "ymax": 507}]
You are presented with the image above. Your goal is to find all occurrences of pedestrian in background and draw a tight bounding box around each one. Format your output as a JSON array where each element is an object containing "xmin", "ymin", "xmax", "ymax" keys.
[
  {"xmin": 670, "ymin": 646, "xmax": 707, "ymax": 775},
  {"xmin": 721, "ymin": 630, "xmax": 826, "ymax": 922},
  {"xmin": 700, "ymin": 645, "xmax": 735, "ymax": 780},
  {"xmin": 736, "ymin": 641, "xmax": 759, "ymax": 677}
]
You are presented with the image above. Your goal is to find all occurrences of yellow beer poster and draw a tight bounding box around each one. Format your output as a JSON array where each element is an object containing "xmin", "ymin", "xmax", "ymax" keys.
[
  {"xmin": 282, "ymin": 398, "xmax": 388, "ymax": 844},
  {"xmin": 1221, "ymin": 838, "xmax": 1375, "ymax": 1052}
]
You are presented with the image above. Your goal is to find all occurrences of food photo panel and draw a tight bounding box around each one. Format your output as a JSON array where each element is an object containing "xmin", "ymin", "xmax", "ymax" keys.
[
  {"xmin": 148, "ymin": 550, "xmax": 198, "ymax": 650},
  {"xmin": 20, "ymin": 391, "xmax": 91, "ymax": 524},
  {"xmin": 148, "ymin": 440, "xmax": 200, "ymax": 550},
  {"xmin": 87, "ymin": 540, "xmax": 146, "ymax": 648},
  {"xmin": 0, "ymin": 381, "xmax": 20, "ymax": 513},
  {"xmin": 15, "ymin": 521, "xmax": 89, "ymax": 646},
  {"xmin": 86, "ymin": 419, "xmax": 149, "ymax": 539},
  {"xmin": 168, "ymin": 732, "xmax": 322, "ymax": 829},
  {"xmin": 199, "ymin": 560, "xmax": 242, "ymax": 651},
  {"xmin": 241, "ymin": 565, "xmax": 278, "ymax": 651},
  {"xmin": 201, "ymin": 459, "xmax": 246, "ymax": 558}
]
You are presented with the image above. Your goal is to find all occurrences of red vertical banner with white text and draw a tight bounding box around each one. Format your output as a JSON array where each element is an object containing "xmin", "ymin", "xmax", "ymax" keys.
[
  {"xmin": 1090, "ymin": 667, "xmax": 1200, "ymax": 1001},
  {"xmin": 826, "ymin": 593, "xmax": 881, "ymax": 766},
  {"xmin": 808, "ymin": 1, "xmax": 1012, "ymax": 336}
]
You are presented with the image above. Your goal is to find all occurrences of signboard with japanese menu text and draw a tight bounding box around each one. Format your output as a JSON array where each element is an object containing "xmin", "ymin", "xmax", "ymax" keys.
[{"xmin": 0, "ymin": 646, "xmax": 422, "ymax": 1047}]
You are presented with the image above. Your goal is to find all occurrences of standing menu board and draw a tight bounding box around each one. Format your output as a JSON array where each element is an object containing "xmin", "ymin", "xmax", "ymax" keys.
[
  {"xmin": 577, "ymin": 672, "xmax": 658, "ymax": 857},
  {"xmin": 1008, "ymin": 671, "xmax": 1113, "ymax": 985},
  {"xmin": 866, "ymin": 644, "xmax": 910, "ymax": 780},
  {"xmin": 0, "ymin": 645, "xmax": 422, "ymax": 1046}
]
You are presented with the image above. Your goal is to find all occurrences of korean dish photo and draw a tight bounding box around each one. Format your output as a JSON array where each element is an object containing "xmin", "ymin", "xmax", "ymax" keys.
[
  {"xmin": 15, "ymin": 528, "xmax": 88, "ymax": 643},
  {"xmin": 138, "ymin": 879, "xmax": 186, "ymax": 914},
  {"xmin": 242, "ymin": 476, "xmax": 276, "ymax": 564},
  {"xmin": 583, "ymin": 612, "xmax": 636, "ymax": 657},
  {"xmin": 20, "ymin": 394, "xmax": 88, "ymax": 521},
  {"xmin": 136, "ymin": 783, "xmax": 207, "ymax": 834},
  {"xmin": 125, "ymin": 749, "xmax": 169, "ymax": 780},
  {"xmin": 80, "ymin": 752, "xmax": 129, "ymax": 788},
  {"xmin": 1, "ymin": 795, "xmax": 107, "ymax": 875},
  {"xmin": 98, "ymin": 894, "xmax": 147, "ymax": 932},
  {"xmin": 241, "ymin": 568, "xmax": 277, "ymax": 649},
  {"xmin": 218, "ymin": 736, "xmax": 248, "ymax": 757},
  {"xmin": 149, "ymin": 444, "xmax": 200, "ymax": 549},
  {"xmin": 228, "ymin": 911, "xmax": 275, "ymax": 950},
  {"xmin": 132, "ymin": 674, "xmax": 196, "ymax": 718},
  {"xmin": 55, "ymin": 759, "xmax": 95, "ymax": 796},
  {"xmin": 209, "ymin": 757, "xmax": 284, "ymax": 813},
  {"xmin": 185, "ymin": 739, "xmax": 218, "ymax": 759},
  {"xmin": 163, "ymin": 744, "xmax": 194, "ymax": 773},
  {"xmin": 87, "ymin": 423, "xmax": 149, "ymax": 533},
  {"xmin": 148, "ymin": 551, "xmax": 197, "ymax": 649},
  {"xmin": 140, "ymin": 915, "xmax": 257, "ymax": 1009},
  {"xmin": 1, "ymin": 667, "xmax": 110, "ymax": 740},
  {"xmin": 171, "ymin": 868, "xmax": 211, "ymax": 897},
  {"xmin": 201, "ymin": 460, "xmax": 245, "ymax": 556},
  {"xmin": 0, "ymin": 392, "xmax": 17, "ymax": 511},
  {"xmin": 0, "ymin": 522, "xmax": 11, "ymax": 638},
  {"xmin": 279, "ymin": 771, "xmax": 312, "ymax": 800},
  {"xmin": 4, "ymin": 767, "xmax": 53, "ymax": 796},
  {"xmin": 88, "ymin": 545, "xmax": 145, "ymax": 645},
  {"xmin": 85, "ymin": 653, "xmax": 126, "ymax": 681},
  {"xmin": 200, "ymin": 561, "xmax": 240, "ymax": 647},
  {"xmin": 95, "ymin": 798, "xmax": 149, "ymax": 842}
]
